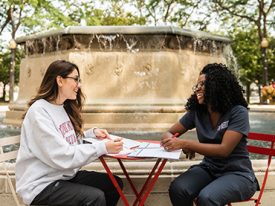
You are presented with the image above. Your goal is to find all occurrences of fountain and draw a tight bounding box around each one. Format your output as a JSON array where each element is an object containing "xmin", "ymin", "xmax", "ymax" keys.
[
  {"xmin": 2, "ymin": 26, "xmax": 275, "ymax": 206},
  {"xmin": 4, "ymin": 26, "xmax": 230, "ymax": 132}
]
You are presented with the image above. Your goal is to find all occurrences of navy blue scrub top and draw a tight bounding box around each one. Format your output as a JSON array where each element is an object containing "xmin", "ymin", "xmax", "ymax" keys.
[{"xmin": 180, "ymin": 105, "xmax": 255, "ymax": 182}]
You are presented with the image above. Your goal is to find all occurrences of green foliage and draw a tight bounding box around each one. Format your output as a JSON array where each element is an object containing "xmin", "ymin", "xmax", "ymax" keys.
[
  {"xmin": 266, "ymin": 37, "xmax": 275, "ymax": 81},
  {"xmin": 0, "ymin": 48, "xmax": 22, "ymax": 85},
  {"xmin": 132, "ymin": 0, "xmax": 202, "ymax": 27},
  {"xmin": 230, "ymin": 29, "xmax": 262, "ymax": 85},
  {"xmin": 0, "ymin": 46, "xmax": 22, "ymax": 101},
  {"xmin": 232, "ymin": 29, "xmax": 275, "ymax": 80},
  {"xmin": 22, "ymin": 0, "xmax": 80, "ymax": 32},
  {"xmin": 0, "ymin": 53, "xmax": 10, "ymax": 85},
  {"xmin": 79, "ymin": 1, "xmax": 146, "ymax": 26},
  {"xmin": 230, "ymin": 27, "xmax": 275, "ymax": 103}
]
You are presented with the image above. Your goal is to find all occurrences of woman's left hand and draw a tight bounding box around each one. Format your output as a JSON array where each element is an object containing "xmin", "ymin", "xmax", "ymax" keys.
[
  {"xmin": 161, "ymin": 137, "xmax": 184, "ymax": 151},
  {"xmin": 182, "ymin": 149, "xmax": 195, "ymax": 159},
  {"xmin": 93, "ymin": 128, "xmax": 109, "ymax": 139}
]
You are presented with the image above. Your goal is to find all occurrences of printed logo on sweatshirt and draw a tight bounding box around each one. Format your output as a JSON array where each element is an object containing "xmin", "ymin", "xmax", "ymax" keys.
[
  {"xmin": 217, "ymin": 121, "xmax": 229, "ymax": 131},
  {"xmin": 59, "ymin": 121, "xmax": 77, "ymax": 144}
]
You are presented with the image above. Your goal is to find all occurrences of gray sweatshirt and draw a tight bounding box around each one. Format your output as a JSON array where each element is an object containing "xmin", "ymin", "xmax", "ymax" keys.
[{"xmin": 15, "ymin": 99, "xmax": 107, "ymax": 205}]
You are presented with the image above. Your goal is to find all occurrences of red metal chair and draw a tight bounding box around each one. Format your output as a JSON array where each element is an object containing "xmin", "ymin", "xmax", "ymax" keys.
[{"xmin": 228, "ymin": 132, "xmax": 275, "ymax": 206}]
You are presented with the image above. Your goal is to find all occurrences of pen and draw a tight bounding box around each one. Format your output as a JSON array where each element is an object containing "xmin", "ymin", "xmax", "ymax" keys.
[{"xmin": 136, "ymin": 147, "xmax": 160, "ymax": 149}]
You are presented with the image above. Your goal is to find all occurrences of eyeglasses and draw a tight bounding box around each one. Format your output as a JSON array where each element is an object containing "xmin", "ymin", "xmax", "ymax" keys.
[
  {"xmin": 64, "ymin": 76, "xmax": 81, "ymax": 84},
  {"xmin": 192, "ymin": 81, "xmax": 205, "ymax": 92}
]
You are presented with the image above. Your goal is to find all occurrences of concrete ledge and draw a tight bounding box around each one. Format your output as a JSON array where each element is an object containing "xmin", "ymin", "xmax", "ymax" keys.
[
  {"xmin": 249, "ymin": 105, "xmax": 275, "ymax": 112},
  {"xmin": 1, "ymin": 160, "xmax": 274, "ymax": 206}
]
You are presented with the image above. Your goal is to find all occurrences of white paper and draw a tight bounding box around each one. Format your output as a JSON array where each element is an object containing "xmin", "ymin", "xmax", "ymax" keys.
[
  {"xmin": 128, "ymin": 142, "xmax": 182, "ymax": 160},
  {"xmin": 107, "ymin": 134, "xmax": 141, "ymax": 149}
]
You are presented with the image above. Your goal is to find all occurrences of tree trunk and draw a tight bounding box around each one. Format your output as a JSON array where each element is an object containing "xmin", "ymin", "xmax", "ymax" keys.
[
  {"xmin": 0, "ymin": 85, "xmax": 4, "ymax": 102},
  {"xmin": 2, "ymin": 83, "xmax": 7, "ymax": 102},
  {"xmin": 246, "ymin": 83, "xmax": 251, "ymax": 104}
]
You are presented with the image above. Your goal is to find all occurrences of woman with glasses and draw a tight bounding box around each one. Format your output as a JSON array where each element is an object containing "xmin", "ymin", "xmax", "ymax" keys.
[
  {"xmin": 16, "ymin": 60, "xmax": 123, "ymax": 206},
  {"xmin": 161, "ymin": 63, "xmax": 258, "ymax": 206}
]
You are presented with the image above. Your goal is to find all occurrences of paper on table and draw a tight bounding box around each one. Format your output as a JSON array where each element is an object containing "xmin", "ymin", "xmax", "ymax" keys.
[
  {"xmin": 128, "ymin": 142, "xmax": 182, "ymax": 160},
  {"xmin": 107, "ymin": 134, "xmax": 140, "ymax": 149},
  {"xmin": 83, "ymin": 134, "xmax": 140, "ymax": 156}
]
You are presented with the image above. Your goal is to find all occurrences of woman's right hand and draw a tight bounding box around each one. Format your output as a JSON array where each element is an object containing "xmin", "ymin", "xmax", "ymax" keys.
[
  {"xmin": 105, "ymin": 137, "xmax": 123, "ymax": 154},
  {"xmin": 161, "ymin": 132, "xmax": 174, "ymax": 146}
]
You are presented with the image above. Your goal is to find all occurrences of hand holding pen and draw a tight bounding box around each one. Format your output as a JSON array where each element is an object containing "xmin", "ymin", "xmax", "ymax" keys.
[
  {"xmin": 104, "ymin": 134, "xmax": 123, "ymax": 154},
  {"xmin": 93, "ymin": 128, "xmax": 123, "ymax": 153},
  {"xmin": 161, "ymin": 132, "xmax": 180, "ymax": 151},
  {"xmin": 105, "ymin": 138, "xmax": 123, "ymax": 154}
]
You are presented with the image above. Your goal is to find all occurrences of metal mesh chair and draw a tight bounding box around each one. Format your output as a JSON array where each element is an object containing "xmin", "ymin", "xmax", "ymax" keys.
[{"xmin": 0, "ymin": 135, "xmax": 23, "ymax": 206}]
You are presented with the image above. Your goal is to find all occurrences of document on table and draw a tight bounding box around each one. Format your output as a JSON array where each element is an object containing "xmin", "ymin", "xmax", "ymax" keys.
[
  {"xmin": 107, "ymin": 134, "xmax": 141, "ymax": 149},
  {"xmin": 83, "ymin": 134, "xmax": 141, "ymax": 156},
  {"xmin": 128, "ymin": 142, "xmax": 182, "ymax": 160}
]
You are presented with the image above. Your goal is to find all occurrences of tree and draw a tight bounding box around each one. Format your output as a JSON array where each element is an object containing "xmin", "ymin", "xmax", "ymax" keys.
[
  {"xmin": 230, "ymin": 27, "xmax": 275, "ymax": 103},
  {"xmin": 0, "ymin": 0, "xmax": 39, "ymax": 102},
  {"xmin": 230, "ymin": 29, "xmax": 262, "ymax": 103},
  {"xmin": 129, "ymin": 0, "xmax": 203, "ymax": 27},
  {"xmin": 210, "ymin": 0, "xmax": 275, "ymax": 86},
  {"xmin": 74, "ymin": 1, "xmax": 146, "ymax": 26},
  {"xmin": 267, "ymin": 37, "xmax": 275, "ymax": 79},
  {"xmin": 0, "ymin": 0, "xmax": 22, "ymax": 102},
  {"xmin": 0, "ymin": 1, "xmax": 45, "ymax": 101},
  {"xmin": 0, "ymin": 48, "xmax": 21, "ymax": 102}
]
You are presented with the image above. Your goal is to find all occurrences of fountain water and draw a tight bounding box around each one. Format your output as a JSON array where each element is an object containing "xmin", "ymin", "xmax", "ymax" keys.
[{"xmin": 4, "ymin": 26, "xmax": 231, "ymax": 133}]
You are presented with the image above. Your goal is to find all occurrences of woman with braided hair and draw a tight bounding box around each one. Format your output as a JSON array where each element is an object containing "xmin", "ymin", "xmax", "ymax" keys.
[{"xmin": 161, "ymin": 63, "xmax": 258, "ymax": 206}]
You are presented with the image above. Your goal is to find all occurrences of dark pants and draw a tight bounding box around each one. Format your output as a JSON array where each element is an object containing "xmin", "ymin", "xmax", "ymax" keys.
[
  {"xmin": 169, "ymin": 166, "xmax": 258, "ymax": 206},
  {"xmin": 31, "ymin": 170, "xmax": 123, "ymax": 206}
]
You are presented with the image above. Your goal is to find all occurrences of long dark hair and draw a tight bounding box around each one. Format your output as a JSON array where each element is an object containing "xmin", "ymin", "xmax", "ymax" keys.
[
  {"xmin": 185, "ymin": 63, "xmax": 248, "ymax": 114},
  {"xmin": 26, "ymin": 60, "xmax": 85, "ymax": 136}
]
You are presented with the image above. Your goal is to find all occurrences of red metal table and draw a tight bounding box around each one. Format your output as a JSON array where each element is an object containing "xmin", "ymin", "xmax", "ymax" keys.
[{"xmin": 99, "ymin": 140, "xmax": 167, "ymax": 206}]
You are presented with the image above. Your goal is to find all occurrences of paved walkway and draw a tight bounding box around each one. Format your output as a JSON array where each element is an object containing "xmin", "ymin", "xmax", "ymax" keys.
[
  {"xmin": 249, "ymin": 104, "xmax": 275, "ymax": 112},
  {"xmin": 0, "ymin": 105, "xmax": 8, "ymax": 112}
]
